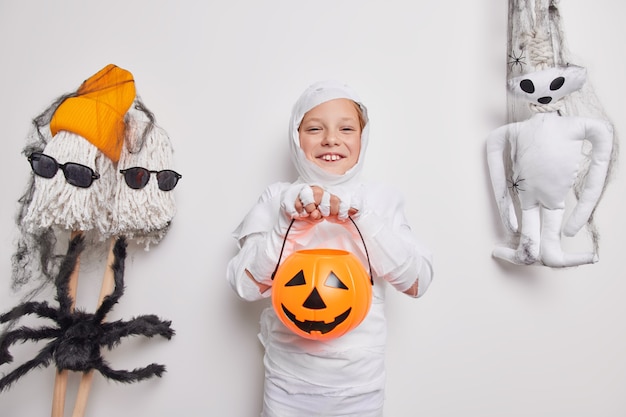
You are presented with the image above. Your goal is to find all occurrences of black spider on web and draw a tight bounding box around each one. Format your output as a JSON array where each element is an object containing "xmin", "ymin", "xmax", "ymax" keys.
[
  {"xmin": 507, "ymin": 175, "xmax": 526, "ymax": 195},
  {"xmin": 508, "ymin": 50, "xmax": 526, "ymax": 71},
  {"xmin": 0, "ymin": 235, "xmax": 174, "ymax": 392}
]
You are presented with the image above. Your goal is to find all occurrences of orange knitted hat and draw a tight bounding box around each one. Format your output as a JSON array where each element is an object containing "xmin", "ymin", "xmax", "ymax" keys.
[{"xmin": 50, "ymin": 64, "xmax": 136, "ymax": 162}]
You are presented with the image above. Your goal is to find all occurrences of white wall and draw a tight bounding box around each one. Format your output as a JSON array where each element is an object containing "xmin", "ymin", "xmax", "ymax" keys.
[{"xmin": 0, "ymin": 1, "xmax": 624, "ymax": 416}]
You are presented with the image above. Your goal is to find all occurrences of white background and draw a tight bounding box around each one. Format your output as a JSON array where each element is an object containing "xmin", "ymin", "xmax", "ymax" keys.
[{"xmin": 0, "ymin": 1, "xmax": 625, "ymax": 416}]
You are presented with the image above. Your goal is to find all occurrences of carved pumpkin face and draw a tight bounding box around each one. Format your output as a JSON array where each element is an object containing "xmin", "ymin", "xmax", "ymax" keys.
[{"xmin": 271, "ymin": 249, "xmax": 372, "ymax": 341}]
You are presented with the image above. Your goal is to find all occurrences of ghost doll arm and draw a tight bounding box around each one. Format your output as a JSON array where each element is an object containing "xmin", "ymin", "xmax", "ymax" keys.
[
  {"xmin": 486, "ymin": 124, "xmax": 518, "ymax": 234},
  {"xmin": 562, "ymin": 118, "xmax": 614, "ymax": 237}
]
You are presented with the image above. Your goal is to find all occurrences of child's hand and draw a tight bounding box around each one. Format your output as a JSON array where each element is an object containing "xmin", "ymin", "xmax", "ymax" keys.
[{"xmin": 295, "ymin": 186, "xmax": 358, "ymax": 221}]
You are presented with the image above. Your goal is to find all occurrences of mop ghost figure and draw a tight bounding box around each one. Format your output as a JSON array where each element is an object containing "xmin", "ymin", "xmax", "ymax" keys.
[
  {"xmin": 22, "ymin": 132, "xmax": 115, "ymax": 235},
  {"xmin": 486, "ymin": 65, "xmax": 614, "ymax": 267},
  {"xmin": 14, "ymin": 64, "xmax": 135, "ymax": 289},
  {"xmin": 112, "ymin": 107, "xmax": 180, "ymax": 247}
]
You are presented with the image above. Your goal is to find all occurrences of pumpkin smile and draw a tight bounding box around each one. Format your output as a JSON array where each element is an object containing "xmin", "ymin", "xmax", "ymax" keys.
[{"xmin": 281, "ymin": 304, "xmax": 351, "ymax": 334}]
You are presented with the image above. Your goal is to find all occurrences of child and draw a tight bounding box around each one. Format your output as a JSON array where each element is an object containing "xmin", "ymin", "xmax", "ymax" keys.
[{"xmin": 227, "ymin": 80, "xmax": 433, "ymax": 417}]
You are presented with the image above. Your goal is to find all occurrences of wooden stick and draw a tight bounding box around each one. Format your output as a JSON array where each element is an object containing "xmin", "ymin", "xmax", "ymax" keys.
[
  {"xmin": 71, "ymin": 371, "xmax": 94, "ymax": 417},
  {"xmin": 51, "ymin": 230, "xmax": 83, "ymax": 417},
  {"xmin": 51, "ymin": 370, "xmax": 69, "ymax": 417},
  {"xmin": 71, "ymin": 238, "xmax": 117, "ymax": 417}
]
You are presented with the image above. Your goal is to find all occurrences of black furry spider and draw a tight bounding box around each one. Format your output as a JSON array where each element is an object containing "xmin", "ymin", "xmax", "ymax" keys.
[
  {"xmin": 0, "ymin": 235, "xmax": 174, "ymax": 392},
  {"xmin": 508, "ymin": 50, "xmax": 526, "ymax": 70}
]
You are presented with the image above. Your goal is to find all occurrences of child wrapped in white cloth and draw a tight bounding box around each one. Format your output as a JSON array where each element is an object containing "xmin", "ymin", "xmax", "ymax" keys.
[{"xmin": 227, "ymin": 80, "xmax": 434, "ymax": 417}]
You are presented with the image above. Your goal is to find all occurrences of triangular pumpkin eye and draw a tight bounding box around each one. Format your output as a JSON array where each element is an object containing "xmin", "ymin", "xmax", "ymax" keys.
[
  {"xmin": 324, "ymin": 271, "xmax": 348, "ymax": 289},
  {"xmin": 286, "ymin": 270, "xmax": 306, "ymax": 286}
]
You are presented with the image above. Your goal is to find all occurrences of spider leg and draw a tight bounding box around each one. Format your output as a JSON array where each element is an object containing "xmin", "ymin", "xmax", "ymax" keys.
[
  {"xmin": 94, "ymin": 237, "xmax": 127, "ymax": 321},
  {"xmin": 1, "ymin": 301, "xmax": 59, "ymax": 323},
  {"xmin": 1, "ymin": 327, "xmax": 59, "ymax": 364},
  {"xmin": 0, "ymin": 342, "xmax": 56, "ymax": 392},
  {"xmin": 55, "ymin": 234, "xmax": 86, "ymax": 313},
  {"xmin": 101, "ymin": 316, "xmax": 174, "ymax": 349},
  {"xmin": 96, "ymin": 361, "xmax": 166, "ymax": 383}
]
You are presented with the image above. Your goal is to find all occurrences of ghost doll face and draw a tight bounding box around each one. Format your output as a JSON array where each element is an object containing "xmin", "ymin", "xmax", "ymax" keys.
[
  {"xmin": 298, "ymin": 98, "xmax": 362, "ymax": 175},
  {"xmin": 508, "ymin": 65, "xmax": 587, "ymax": 105}
]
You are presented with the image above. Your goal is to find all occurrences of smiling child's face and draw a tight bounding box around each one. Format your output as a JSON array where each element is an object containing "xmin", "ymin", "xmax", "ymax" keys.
[{"xmin": 298, "ymin": 98, "xmax": 362, "ymax": 175}]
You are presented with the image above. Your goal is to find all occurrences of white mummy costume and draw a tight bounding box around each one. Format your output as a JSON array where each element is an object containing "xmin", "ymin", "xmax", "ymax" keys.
[{"xmin": 227, "ymin": 80, "xmax": 433, "ymax": 416}]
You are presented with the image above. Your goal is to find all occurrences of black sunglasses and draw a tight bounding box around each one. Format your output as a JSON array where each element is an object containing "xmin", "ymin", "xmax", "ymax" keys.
[
  {"xmin": 28, "ymin": 152, "xmax": 100, "ymax": 188},
  {"xmin": 119, "ymin": 167, "xmax": 182, "ymax": 191}
]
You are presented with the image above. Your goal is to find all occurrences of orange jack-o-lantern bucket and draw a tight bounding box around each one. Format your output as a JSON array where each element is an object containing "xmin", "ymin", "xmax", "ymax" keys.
[{"xmin": 271, "ymin": 240, "xmax": 373, "ymax": 340}]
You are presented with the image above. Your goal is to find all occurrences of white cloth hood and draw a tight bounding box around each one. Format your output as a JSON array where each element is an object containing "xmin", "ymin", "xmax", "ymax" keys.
[{"xmin": 289, "ymin": 80, "xmax": 369, "ymax": 187}]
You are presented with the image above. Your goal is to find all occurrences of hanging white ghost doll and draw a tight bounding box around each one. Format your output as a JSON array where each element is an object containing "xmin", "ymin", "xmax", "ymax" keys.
[{"xmin": 486, "ymin": 65, "xmax": 614, "ymax": 267}]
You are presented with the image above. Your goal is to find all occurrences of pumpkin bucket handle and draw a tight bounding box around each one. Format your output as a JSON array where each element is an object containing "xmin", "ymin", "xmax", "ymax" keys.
[{"xmin": 271, "ymin": 216, "xmax": 373, "ymax": 285}]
